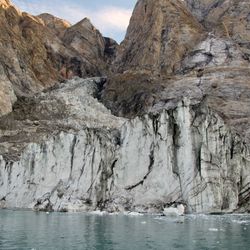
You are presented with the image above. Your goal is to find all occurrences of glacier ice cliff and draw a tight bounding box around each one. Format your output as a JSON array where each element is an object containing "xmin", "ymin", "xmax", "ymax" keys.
[{"xmin": 0, "ymin": 78, "xmax": 249, "ymax": 213}]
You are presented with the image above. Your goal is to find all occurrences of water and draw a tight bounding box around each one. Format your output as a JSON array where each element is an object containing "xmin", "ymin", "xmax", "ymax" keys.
[{"xmin": 0, "ymin": 210, "xmax": 249, "ymax": 250}]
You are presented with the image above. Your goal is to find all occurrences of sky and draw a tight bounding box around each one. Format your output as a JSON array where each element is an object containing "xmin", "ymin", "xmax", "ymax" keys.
[{"xmin": 12, "ymin": 0, "xmax": 137, "ymax": 43}]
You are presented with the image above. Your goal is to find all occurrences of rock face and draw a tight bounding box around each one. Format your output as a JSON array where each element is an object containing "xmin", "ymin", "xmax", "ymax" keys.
[
  {"xmin": 184, "ymin": 0, "xmax": 250, "ymax": 50},
  {"xmin": 38, "ymin": 13, "xmax": 71, "ymax": 38},
  {"xmin": 115, "ymin": 0, "xmax": 204, "ymax": 75},
  {"xmin": 0, "ymin": 0, "xmax": 115, "ymax": 116},
  {"xmin": 0, "ymin": 0, "xmax": 250, "ymax": 214},
  {"xmin": 0, "ymin": 78, "xmax": 249, "ymax": 213},
  {"xmin": 62, "ymin": 18, "xmax": 117, "ymax": 76},
  {"xmin": 100, "ymin": 0, "xmax": 250, "ymax": 213}
]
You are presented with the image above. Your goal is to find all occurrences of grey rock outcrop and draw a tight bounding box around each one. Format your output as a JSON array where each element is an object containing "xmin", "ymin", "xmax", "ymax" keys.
[
  {"xmin": 0, "ymin": 78, "xmax": 249, "ymax": 213},
  {"xmin": 184, "ymin": 0, "xmax": 250, "ymax": 47}
]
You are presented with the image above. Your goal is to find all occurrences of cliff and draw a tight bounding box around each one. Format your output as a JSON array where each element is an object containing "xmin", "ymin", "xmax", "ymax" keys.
[
  {"xmin": 0, "ymin": 78, "xmax": 249, "ymax": 213},
  {"xmin": 114, "ymin": 0, "xmax": 204, "ymax": 75},
  {"xmin": 0, "ymin": 0, "xmax": 249, "ymax": 213}
]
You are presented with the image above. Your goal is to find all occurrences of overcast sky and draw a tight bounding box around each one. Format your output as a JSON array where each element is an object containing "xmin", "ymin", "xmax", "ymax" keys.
[{"xmin": 12, "ymin": 0, "xmax": 137, "ymax": 42}]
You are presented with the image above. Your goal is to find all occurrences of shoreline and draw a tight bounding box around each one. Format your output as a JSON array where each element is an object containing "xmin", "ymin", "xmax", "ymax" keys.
[{"xmin": 0, "ymin": 207, "xmax": 249, "ymax": 217}]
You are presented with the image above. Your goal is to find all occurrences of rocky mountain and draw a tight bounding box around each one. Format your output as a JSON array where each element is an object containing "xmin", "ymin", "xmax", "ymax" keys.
[
  {"xmin": 38, "ymin": 13, "xmax": 71, "ymax": 38},
  {"xmin": 0, "ymin": 0, "xmax": 249, "ymax": 213},
  {"xmin": 115, "ymin": 0, "xmax": 204, "ymax": 76},
  {"xmin": 0, "ymin": 0, "xmax": 115, "ymax": 116}
]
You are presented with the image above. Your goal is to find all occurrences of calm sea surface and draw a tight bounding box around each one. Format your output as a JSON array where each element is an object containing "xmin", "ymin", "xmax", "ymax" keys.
[{"xmin": 0, "ymin": 210, "xmax": 249, "ymax": 250}]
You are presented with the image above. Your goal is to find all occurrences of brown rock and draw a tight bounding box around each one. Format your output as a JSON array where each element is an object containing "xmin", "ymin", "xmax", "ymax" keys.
[
  {"xmin": 63, "ymin": 18, "xmax": 104, "ymax": 58},
  {"xmin": 0, "ymin": 0, "xmax": 115, "ymax": 116},
  {"xmin": 115, "ymin": 0, "xmax": 205, "ymax": 76},
  {"xmin": 62, "ymin": 18, "xmax": 107, "ymax": 75},
  {"xmin": 38, "ymin": 13, "xmax": 71, "ymax": 38}
]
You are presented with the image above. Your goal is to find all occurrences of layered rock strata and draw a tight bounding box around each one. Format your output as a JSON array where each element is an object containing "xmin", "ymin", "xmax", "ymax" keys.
[{"xmin": 0, "ymin": 78, "xmax": 249, "ymax": 213}]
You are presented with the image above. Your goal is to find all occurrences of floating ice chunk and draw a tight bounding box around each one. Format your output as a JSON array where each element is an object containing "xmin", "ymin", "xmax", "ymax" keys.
[
  {"xmin": 127, "ymin": 212, "xmax": 144, "ymax": 216},
  {"xmin": 109, "ymin": 212, "xmax": 120, "ymax": 216},
  {"xmin": 90, "ymin": 210, "xmax": 108, "ymax": 216},
  {"xmin": 163, "ymin": 204, "xmax": 185, "ymax": 216}
]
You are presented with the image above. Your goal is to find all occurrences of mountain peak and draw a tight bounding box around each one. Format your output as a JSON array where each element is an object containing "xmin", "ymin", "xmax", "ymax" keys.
[
  {"xmin": 38, "ymin": 13, "xmax": 71, "ymax": 37},
  {"xmin": 73, "ymin": 17, "xmax": 96, "ymax": 30},
  {"xmin": 38, "ymin": 13, "xmax": 71, "ymax": 27}
]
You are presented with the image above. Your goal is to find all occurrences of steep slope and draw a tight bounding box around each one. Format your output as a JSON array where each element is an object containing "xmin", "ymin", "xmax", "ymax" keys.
[
  {"xmin": 0, "ymin": 0, "xmax": 115, "ymax": 117},
  {"xmin": 102, "ymin": 0, "xmax": 205, "ymax": 115},
  {"xmin": 0, "ymin": 78, "xmax": 249, "ymax": 213},
  {"xmin": 185, "ymin": 0, "xmax": 250, "ymax": 47},
  {"xmin": 100, "ymin": 0, "xmax": 250, "ymax": 214},
  {"xmin": 62, "ymin": 18, "xmax": 117, "ymax": 76},
  {"xmin": 103, "ymin": 0, "xmax": 250, "ymax": 124},
  {"xmin": 38, "ymin": 13, "xmax": 71, "ymax": 38},
  {"xmin": 115, "ymin": 0, "xmax": 204, "ymax": 75},
  {"xmin": 184, "ymin": 0, "xmax": 230, "ymax": 23},
  {"xmin": 0, "ymin": 2, "xmax": 61, "ymax": 115}
]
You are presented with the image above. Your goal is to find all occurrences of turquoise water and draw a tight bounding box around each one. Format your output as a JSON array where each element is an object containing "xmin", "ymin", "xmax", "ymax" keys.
[{"xmin": 0, "ymin": 210, "xmax": 249, "ymax": 250}]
